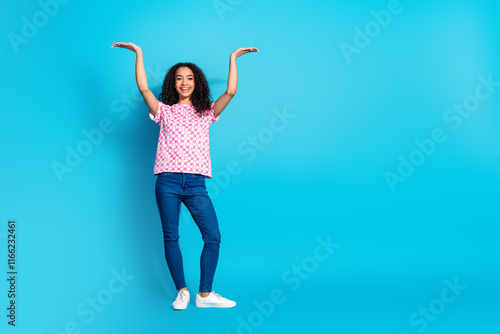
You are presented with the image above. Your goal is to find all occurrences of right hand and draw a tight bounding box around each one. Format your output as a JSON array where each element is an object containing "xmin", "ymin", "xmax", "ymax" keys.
[
  {"xmin": 111, "ymin": 42, "xmax": 141, "ymax": 53},
  {"xmin": 231, "ymin": 47, "xmax": 259, "ymax": 59}
]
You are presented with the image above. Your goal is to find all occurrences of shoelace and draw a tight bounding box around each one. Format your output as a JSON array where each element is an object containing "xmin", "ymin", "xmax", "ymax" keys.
[
  {"xmin": 212, "ymin": 292, "xmax": 224, "ymax": 300},
  {"xmin": 176, "ymin": 290, "xmax": 188, "ymax": 302}
]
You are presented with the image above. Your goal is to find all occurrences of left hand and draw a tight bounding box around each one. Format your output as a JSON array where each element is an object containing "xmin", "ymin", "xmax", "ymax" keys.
[{"xmin": 231, "ymin": 47, "xmax": 259, "ymax": 59}]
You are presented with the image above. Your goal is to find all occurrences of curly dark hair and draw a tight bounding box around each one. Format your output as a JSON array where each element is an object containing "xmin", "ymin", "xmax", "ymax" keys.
[{"xmin": 158, "ymin": 62, "xmax": 212, "ymax": 115}]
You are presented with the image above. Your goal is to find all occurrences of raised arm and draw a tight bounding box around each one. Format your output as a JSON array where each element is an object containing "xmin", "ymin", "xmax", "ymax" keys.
[
  {"xmin": 111, "ymin": 42, "xmax": 159, "ymax": 116},
  {"xmin": 214, "ymin": 47, "xmax": 259, "ymax": 118}
]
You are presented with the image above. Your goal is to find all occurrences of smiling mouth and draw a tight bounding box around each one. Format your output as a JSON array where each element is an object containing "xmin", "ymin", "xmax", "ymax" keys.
[{"xmin": 180, "ymin": 87, "xmax": 191, "ymax": 93}]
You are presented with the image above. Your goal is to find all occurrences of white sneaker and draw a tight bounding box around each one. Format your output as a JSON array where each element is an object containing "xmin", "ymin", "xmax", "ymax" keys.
[
  {"xmin": 172, "ymin": 290, "xmax": 190, "ymax": 310},
  {"xmin": 195, "ymin": 291, "xmax": 236, "ymax": 308}
]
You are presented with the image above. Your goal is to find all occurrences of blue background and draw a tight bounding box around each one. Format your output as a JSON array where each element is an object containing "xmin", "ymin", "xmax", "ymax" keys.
[{"xmin": 1, "ymin": 0, "xmax": 499, "ymax": 333}]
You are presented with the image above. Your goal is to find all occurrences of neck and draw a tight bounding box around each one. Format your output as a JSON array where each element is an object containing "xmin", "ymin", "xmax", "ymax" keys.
[{"xmin": 177, "ymin": 97, "xmax": 192, "ymax": 105}]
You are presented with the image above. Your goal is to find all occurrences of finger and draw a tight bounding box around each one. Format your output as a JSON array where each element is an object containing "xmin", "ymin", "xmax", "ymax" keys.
[{"xmin": 112, "ymin": 42, "xmax": 131, "ymax": 48}]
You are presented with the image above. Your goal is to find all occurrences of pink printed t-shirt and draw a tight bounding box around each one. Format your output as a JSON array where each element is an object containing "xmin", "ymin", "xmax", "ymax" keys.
[{"xmin": 149, "ymin": 101, "xmax": 220, "ymax": 178}]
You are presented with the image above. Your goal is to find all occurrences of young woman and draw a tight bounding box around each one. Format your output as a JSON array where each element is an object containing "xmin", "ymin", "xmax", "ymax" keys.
[{"xmin": 111, "ymin": 41, "xmax": 259, "ymax": 310}]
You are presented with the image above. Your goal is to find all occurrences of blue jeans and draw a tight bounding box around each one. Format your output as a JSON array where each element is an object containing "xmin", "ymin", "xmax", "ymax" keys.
[{"xmin": 155, "ymin": 172, "xmax": 221, "ymax": 292}]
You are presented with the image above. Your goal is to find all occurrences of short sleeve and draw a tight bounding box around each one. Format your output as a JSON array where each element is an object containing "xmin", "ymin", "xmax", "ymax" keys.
[
  {"xmin": 149, "ymin": 101, "xmax": 170, "ymax": 125},
  {"xmin": 209, "ymin": 102, "xmax": 220, "ymax": 125}
]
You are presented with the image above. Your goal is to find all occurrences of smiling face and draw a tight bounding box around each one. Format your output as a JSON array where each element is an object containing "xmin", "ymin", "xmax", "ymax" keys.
[{"xmin": 175, "ymin": 66, "xmax": 195, "ymax": 102}]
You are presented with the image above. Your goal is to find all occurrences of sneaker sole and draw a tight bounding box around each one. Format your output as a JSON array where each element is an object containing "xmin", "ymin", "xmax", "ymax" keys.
[{"xmin": 195, "ymin": 302, "xmax": 236, "ymax": 308}]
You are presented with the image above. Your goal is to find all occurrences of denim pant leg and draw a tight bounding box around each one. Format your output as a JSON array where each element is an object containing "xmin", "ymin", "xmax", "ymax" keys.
[
  {"xmin": 155, "ymin": 173, "xmax": 186, "ymax": 290},
  {"xmin": 183, "ymin": 174, "xmax": 221, "ymax": 293}
]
